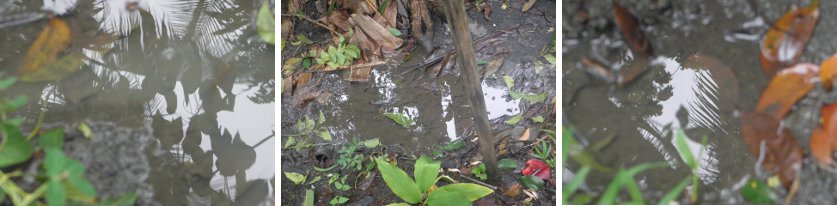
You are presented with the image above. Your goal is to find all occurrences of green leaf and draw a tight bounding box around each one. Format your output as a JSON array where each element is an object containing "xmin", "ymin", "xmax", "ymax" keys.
[
  {"xmin": 303, "ymin": 58, "xmax": 312, "ymax": 68},
  {"xmin": 0, "ymin": 77, "xmax": 15, "ymax": 90},
  {"xmin": 375, "ymin": 157, "xmax": 422, "ymax": 203},
  {"xmin": 328, "ymin": 174, "xmax": 339, "ymax": 184},
  {"xmin": 361, "ymin": 138, "xmax": 381, "ymax": 148},
  {"xmin": 0, "ymin": 187, "xmax": 5, "ymax": 204},
  {"xmin": 532, "ymin": 116, "xmax": 544, "ymax": 123},
  {"xmin": 432, "ymin": 183, "xmax": 493, "ymax": 201},
  {"xmin": 328, "ymin": 46, "xmax": 338, "ymax": 60},
  {"xmin": 291, "ymin": 40, "xmax": 302, "ymax": 46},
  {"xmin": 295, "ymin": 34, "xmax": 313, "ymax": 44},
  {"xmin": 505, "ymin": 114, "xmax": 522, "ymax": 125},
  {"xmin": 414, "ymin": 155, "xmax": 441, "ymax": 192},
  {"xmin": 518, "ymin": 175, "xmax": 544, "ymax": 190},
  {"xmin": 5, "ymin": 95, "xmax": 27, "ymax": 111},
  {"xmin": 543, "ymin": 54, "xmax": 556, "ymax": 65},
  {"xmin": 314, "ymin": 165, "xmax": 337, "ymax": 172},
  {"xmin": 46, "ymin": 179, "xmax": 66, "ymax": 206},
  {"xmin": 563, "ymin": 166, "xmax": 591, "ymax": 204},
  {"xmin": 65, "ymin": 159, "xmax": 96, "ymax": 198},
  {"xmin": 498, "ymin": 158, "xmax": 518, "ymax": 170},
  {"xmin": 338, "ymin": 35, "xmax": 345, "ymax": 44},
  {"xmin": 319, "ymin": 111, "xmax": 326, "ymax": 124},
  {"xmin": 426, "ymin": 190, "xmax": 471, "ymax": 206},
  {"xmin": 329, "ymin": 196, "xmax": 349, "ymax": 205},
  {"xmin": 346, "ymin": 44, "xmax": 361, "ymax": 58},
  {"xmin": 534, "ymin": 60, "xmax": 544, "ymax": 74},
  {"xmin": 383, "ymin": 112, "xmax": 414, "ymax": 128},
  {"xmin": 386, "ymin": 203, "xmax": 410, "ymax": 206},
  {"xmin": 78, "ymin": 122, "xmax": 93, "ymax": 139},
  {"xmin": 0, "ymin": 123, "xmax": 33, "ymax": 167},
  {"xmin": 658, "ymin": 175, "xmax": 692, "ymax": 204},
  {"xmin": 334, "ymin": 182, "xmax": 351, "ymax": 191},
  {"xmin": 104, "ymin": 193, "xmax": 138, "ymax": 206},
  {"xmin": 319, "ymin": 130, "xmax": 333, "ymax": 141},
  {"xmin": 674, "ymin": 129, "xmax": 697, "ymax": 169},
  {"xmin": 305, "ymin": 117, "xmax": 316, "ymax": 132},
  {"xmin": 284, "ymin": 172, "xmax": 307, "ymax": 185},
  {"xmin": 598, "ymin": 162, "xmax": 668, "ymax": 204},
  {"xmin": 562, "ymin": 127, "xmax": 572, "ymax": 164},
  {"xmin": 378, "ymin": 0, "xmax": 390, "ymax": 13},
  {"xmin": 307, "ymin": 176, "xmax": 322, "ymax": 185},
  {"xmin": 284, "ymin": 136, "xmax": 295, "ymax": 149},
  {"xmin": 509, "ymin": 91, "xmax": 546, "ymax": 103},
  {"xmin": 503, "ymin": 75, "xmax": 514, "ymax": 88},
  {"xmin": 441, "ymin": 140, "xmax": 464, "ymax": 151},
  {"xmin": 256, "ymin": 1, "xmax": 275, "ymax": 44},
  {"xmin": 477, "ymin": 60, "xmax": 488, "ymax": 65},
  {"xmin": 387, "ymin": 27, "xmax": 403, "ymax": 37},
  {"xmin": 741, "ymin": 178, "xmax": 775, "ymax": 204},
  {"xmin": 471, "ymin": 163, "xmax": 486, "ymax": 180},
  {"xmin": 39, "ymin": 129, "xmax": 64, "ymax": 149},
  {"xmin": 303, "ymin": 190, "xmax": 315, "ymax": 206}
]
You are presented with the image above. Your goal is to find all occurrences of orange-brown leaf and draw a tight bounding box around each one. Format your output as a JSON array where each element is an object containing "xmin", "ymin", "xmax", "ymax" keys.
[
  {"xmin": 820, "ymin": 54, "xmax": 837, "ymax": 89},
  {"xmin": 810, "ymin": 126, "xmax": 833, "ymax": 166},
  {"xmin": 613, "ymin": 0, "xmax": 653, "ymax": 57},
  {"xmin": 739, "ymin": 112, "xmax": 803, "ymax": 188},
  {"xmin": 17, "ymin": 18, "xmax": 72, "ymax": 78},
  {"xmin": 755, "ymin": 63, "xmax": 818, "ymax": 121},
  {"xmin": 759, "ymin": 1, "xmax": 819, "ymax": 77},
  {"xmin": 821, "ymin": 103, "xmax": 837, "ymax": 150}
]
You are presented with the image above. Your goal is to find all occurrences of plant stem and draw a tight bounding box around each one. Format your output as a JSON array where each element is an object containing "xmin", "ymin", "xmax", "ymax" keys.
[
  {"xmin": 459, "ymin": 174, "xmax": 497, "ymax": 190},
  {"xmin": 26, "ymin": 109, "xmax": 44, "ymax": 141}
]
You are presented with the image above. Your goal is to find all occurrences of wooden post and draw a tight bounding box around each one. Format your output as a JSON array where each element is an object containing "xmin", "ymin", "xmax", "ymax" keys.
[{"xmin": 441, "ymin": 0, "xmax": 498, "ymax": 181}]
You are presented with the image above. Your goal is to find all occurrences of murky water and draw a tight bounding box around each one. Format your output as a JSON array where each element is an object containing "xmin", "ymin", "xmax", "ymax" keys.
[
  {"xmin": 564, "ymin": 0, "xmax": 837, "ymax": 204},
  {"xmin": 0, "ymin": 0, "xmax": 274, "ymax": 205}
]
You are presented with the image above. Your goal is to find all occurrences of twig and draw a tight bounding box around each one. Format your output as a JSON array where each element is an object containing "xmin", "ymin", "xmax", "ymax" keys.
[
  {"xmin": 400, "ymin": 25, "xmax": 519, "ymax": 75},
  {"xmin": 459, "ymin": 174, "xmax": 498, "ymax": 190},
  {"xmin": 282, "ymin": 14, "xmax": 341, "ymax": 37}
]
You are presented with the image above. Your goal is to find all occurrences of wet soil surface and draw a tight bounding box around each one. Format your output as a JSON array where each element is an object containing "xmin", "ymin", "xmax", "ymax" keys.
[
  {"xmin": 563, "ymin": 0, "xmax": 837, "ymax": 204},
  {"xmin": 0, "ymin": 0, "xmax": 275, "ymax": 205},
  {"xmin": 281, "ymin": 0, "xmax": 557, "ymax": 205}
]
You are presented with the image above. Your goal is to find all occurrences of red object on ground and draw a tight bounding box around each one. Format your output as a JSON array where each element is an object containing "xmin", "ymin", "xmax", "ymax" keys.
[{"xmin": 521, "ymin": 159, "xmax": 551, "ymax": 180}]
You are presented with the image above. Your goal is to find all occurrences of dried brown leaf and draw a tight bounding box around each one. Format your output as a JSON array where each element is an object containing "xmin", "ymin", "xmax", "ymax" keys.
[
  {"xmin": 755, "ymin": 63, "xmax": 818, "ymax": 120},
  {"xmin": 739, "ymin": 112, "xmax": 803, "ymax": 188},
  {"xmin": 613, "ymin": 0, "xmax": 653, "ymax": 57},
  {"xmin": 383, "ymin": 0, "xmax": 398, "ymax": 27},
  {"xmin": 522, "ymin": 0, "xmax": 537, "ymax": 12},
  {"xmin": 321, "ymin": 9, "xmax": 352, "ymax": 33},
  {"xmin": 410, "ymin": 0, "xmax": 433, "ymax": 51},
  {"xmin": 351, "ymin": 14, "xmax": 402, "ymax": 50},
  {"xmin": 481, "ymin": 3, "xmax": 492, "ymax": 20},
  {"xmin": 759, "ymin": 1, "xmax": 819, "ymax": 77}
]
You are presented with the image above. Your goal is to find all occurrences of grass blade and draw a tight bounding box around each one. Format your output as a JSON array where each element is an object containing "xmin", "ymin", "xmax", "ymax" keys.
[
  {"xmin": 658, "ymin": 176, "xmax": 691, "ymax": 204},
  {"xmin": 562, "ymin": 166, "xmax": 591, "ymax": 204}
]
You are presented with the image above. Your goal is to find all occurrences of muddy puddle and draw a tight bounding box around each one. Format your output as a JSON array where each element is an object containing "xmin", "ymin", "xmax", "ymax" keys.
[
  {"xmin": 564, "ymin": 0, "xmax": 837, "ymax": 204},
  {"xmin": 0, "ymin": 0, "xmax": 274, "ymax": 205},
  {"xmin": 281, "ymin": 0, "xmax": 556, "ymax": 205}
]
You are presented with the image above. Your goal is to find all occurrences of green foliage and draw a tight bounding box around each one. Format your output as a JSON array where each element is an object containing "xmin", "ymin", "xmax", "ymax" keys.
[
  {"xmin": 376, "ymin": 156, "xmax": 493, "ymax": 205},
  {"xmin": 471, "ymin": 163, "xmax": 487, "ymax": 180},
  {"xmin": 284, "ymin": 172, "xmax": 306, "ymax": 185},
  {"xmin": 285, "ymin": 113, "xmax": 331, "ymax": 150},
  {"xmin": 313, "ymin": 36, "xmax": 361, "ymax": 69},
  {"xmin": 304, "ymin": 190, "xmax": 315, "ymax": 206},
  {"xmin": 0, "ymin": 123, "xmax": 33, "ymax": 167},
  {"xmin": 329, "ymin": 196, "xmax": 349, "ymax": 205},
  {"xmin": 440, "ymin": 140, "xmax": 464, "ymax": 151},
  {"xmin": 336, "ymin": 139, "xmax": 365, "ymax": 171},
  {"xmin": 256, "ymin": 1, "xmax": 275, "ymax": 44},
  {"xmin": 383, "ymin": 112, "xmax": 414, "ymax": 128},
  {"xmin": 508, "ymin": 91, "xmax": 546, "ymax": 103},
  {"xmin": 563, "ymin": 166, "xmax": 591, "ymax": 203},
  {"xmin": 741, "ymin": 179, "xmax": 776, "ymax": 204},
  {"xmin": 531, "ymin": 116, "xmax": 544, "ymax": 123},
  {"xmin": 498, "ymin": 158, "xmax": 518, "ymax": 170},
  {"xmin": 532, "ymin": 137, "xmax": 555, "ymax": 168},
  {"xmin": 598, "ymin": 162, "xmax": 668, "ymax": 204},
  {"xmin": 387, "ymin": 27, "xmax": 402, "ymax": 37},
  {"xmin": 503, "ymin": 75, "xmax": 514, "ymax": 88},
  {"xmin": 504, "ymin": 114, "xmax": 522, "ymax": 125},
  {"xmin": 518, "ymin": 175, "xmax": 545, "ymax": 190}
]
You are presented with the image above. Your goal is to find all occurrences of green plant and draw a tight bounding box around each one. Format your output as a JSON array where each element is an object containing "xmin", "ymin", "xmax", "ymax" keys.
[
  {"xmin": 336, "ymin": 139, "xmax": 365, "ymax": 171},
  {"xmin": 375, "ymin": 155, "xmax": 493, "ymax": 205},
  {"xmin": 471, "ymin": 163, "xmax": 486, "ymax": 181},
  {"xmin": 284, "ymin": 111, "xmax": 331, "ymax": 150},
  {"xmin": 311, "ymin": 35, "xmax": 361, "ymax": 69},
  {"xmin": 532, "ymin": 134, "xmax": 555, "ymax": 168}
]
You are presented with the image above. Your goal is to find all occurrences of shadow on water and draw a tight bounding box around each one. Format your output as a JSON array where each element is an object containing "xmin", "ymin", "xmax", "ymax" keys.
[{"xmin": 0, "ymin": 0, "xmax": 274, "ymax": 205}]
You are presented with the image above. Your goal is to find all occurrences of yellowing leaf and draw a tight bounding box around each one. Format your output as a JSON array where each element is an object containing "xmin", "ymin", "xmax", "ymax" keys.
[
  {"xmin": 17, "ymin": 18, "xmax": 84, "ymax": 82},
  {"xmin": 759, "ymin": 1, "xmax": 819, "ymax": 77},
  {"xmin": 284, "ymin": 172, "xmax": 307, "ymax": 185},
  {"xmin": 755, "ymin": 63, "xmax": 818, "ymax": 120}
]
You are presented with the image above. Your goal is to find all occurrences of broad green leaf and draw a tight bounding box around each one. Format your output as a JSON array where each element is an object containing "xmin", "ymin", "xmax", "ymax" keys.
[
  {"xmin": 534, "ymin": 60, "xmax": 544, "ymax": 74},
  {"xmin": 328, "ymin": 174, "xmax": 339, "ymax": 184},
  {"xmin": 414, "ymin": 155, "xmax": 441, "ymax": 192},
  {"xmin": 302, "ymin": 58, "xmax": 312, "ymax": 68},
  {"xmin": 307, "ymin": 176, "xmax": 322, "ymax": 185},
  {"xmin": 383, "ymin": 112, "xmax": 414, "ymax": 128},
  {"xmin": 295, "ymin": 34, "xmax": 313, "ymax": 44},
  {"xmin": 386, "ymin": 203, "xmax": 410, "ymax": 206},
  {"xmin": 0, "ymin": 77, "xmax": 15, "ymax": 90},
  {"xmin": 532, "ymin": 116, "xmax": 544, "ymax": 123},
  {"xmin": 498, "ymin": 158, "xmax": 518, "ymax": 170},
  {"xmin": 46, "ymin": 179, "xmax": 66, "ymax": 206},
  {"xmin": 284, "ymin": 172, "xmax": 307, "ymax": 185},
  {"xmin": 441, "ymin": 140, "xmax": 464, "ymax": 151},
  {"xmin": 313, "ymin": 165, "xmax": 337, "ymax": 172},
  {"xmin": 334, "ymin": 182, "xmax": 351, "ymax": 191},
  {"xmin": 598, "ymin": 162, "xmax": 668, "ymax": 204},
  {"xmin": 305, "ymin": 117, "xmax": 316, "ymax": 132},
  {"xmin": 387, "ymin": 27, "xmax": 402, "ymax": 37},
  {"xmin": 5, "ymin": 95, "xmax": 27, "ymax": 111},
  {"xmin": 257, "ymin": 1, "xmax": 275, "ymax": 44},
  {"xmin": 78, "ymin": 122, "xmax": 93, "ymax": 139},
  {"xmin": 432, "ymin": 183, "xmax": 493, "ymax": 201},
  {"xmin": 505, "ymin": 114, "xmax": 522, "ymax": 125},
  {"xmin": 0, "ymin": 123, "xmax": 33, "ymax": 167},
  {"xmin": 0, "ymin": 187, "xmax": 5, "ymax": 204},
  {"xmin": 329, "ymin": 196, "xmax": 349, "ymax": 205},
  {"xmin": 361, "ymin": 138, "xmax": 381, "ymax": 148},
  {"xmin": 328, "ymin": 46, "xmax": 338, "ymax": 60},
  {"xmin": 375, "ymin": 157, "xmax": 422, "ymax": 203},
  {"xmin": 426, "ymin": 190, "xmax": 470, "ymax": 206},
  {"xmin": 518, "ymin": 175, "xmax": 544, "ymax": 190},
  {"xmin": 658, "ymin": 175, "xmax": 691, "ymax": 204},
  {"xmin": 509, "ymin": 91, "xmax": 546, "ymax": 103},
  {"xmin": 471, "ymin": 163, "xmax": 486, "ymax": 180},
  {"xmin": 304, "ymin": 190, "xmax": 315, "ymax": 206},
  {"xmin": 674, "ymin": 129, "xmax": 697, "ymax": 169},
  {"xmin": 563, "ymin": 166, "xmax": 591, "ymax": 204},
  {"xmin": 284, "ymin": 136, "xmax": 295, "ymax": 149},
  {"xmin": 338, "ymin": 35, "xmax": 345, "ymax": 44},
  {"xmin": 65, "ymin": 159, "xmax": 96, "ymax": 198},
  {"xmin": 319, "ymin": 130, "xmax": 333, "ymax": 141},
  {"xmin": 544, "ymin": 54, "xmax": 555, "ymax": 65},
  {"xmin": 39, "ymin": 129, "xmax": 64, "ymax": 149},
  {"xmin": 503, "ymin": 75, "xmax": 514, "ymax": 88},
  {"xmin": 741, "ymin": 178, "xmax": 775, "ymax": 204},
  {"xmin": 346, "ymin": 44, "xmax": 361, "ymax": 58}
]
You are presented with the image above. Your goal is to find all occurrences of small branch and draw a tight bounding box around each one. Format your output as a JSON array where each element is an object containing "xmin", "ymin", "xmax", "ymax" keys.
[
  {"xmin": 282, "ymin": 14, "xmax": 340, "ymax": 37},
  {"xmin": 458, "ymin": 175, "xmax": 498, "ymax": 190}
]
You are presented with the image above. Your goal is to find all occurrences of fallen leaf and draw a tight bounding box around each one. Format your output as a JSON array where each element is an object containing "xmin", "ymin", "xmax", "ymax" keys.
[
  {"xmin": 503, "ymin": 75, "xmax": 514, "ymax": 88},
  {"xmin": 505, "ymin": 114, "xmax": 522, "ymax": 125},
  {"xmin": 820, "ymin": 53, "xmax": 837, "ymax": 89},
  {"xmin": 257, "ymin": 1, "xmax": 275, "ymax": 44},
  {"xmin": 410, "ymin": 0, "xmax": 433, "ymax": 51},
  {"xmin": 382, "ymin": 0, "xmax": 398, "ymax": 27},
  {"xmin": 321, "ymin": 9, "xmax": 352, "ymax": 33},
  {"xmin": 17, "ymin": 18, "xmax": 85, "ymax": 82},
  {"xmin": 522, "ymin": 0, "xmax": 537, "ymax": 12},
  {"xmin": 521, "ymin": 159, "xmax": 551, "ymax": 180},
  {"xmin": 613, "ymin": 0, "xmax": 653, "ymax": 57},
  {"xmin": 811, "ymin": 103, "xmax": 837, "ymax": 166},
  {"xmin": 351, "ymin": 14, "xmax": 403, "ymax": 50},
  {"xmin": 503, "ymin": 183, "xmax": 522, "ymax": 198},
  {"xmin": 284, "ymin": 172, "xmax": 307, "ymax": 185},
  {"xmin": 294, "ymin": 73, "xmax": 312, "ymax": 92},
  {"xmin": 481, "ymin": 3, "xmax": 492, "ymax": 20},
  {"xmin": 739, "ymin": 112, "xmax": 803, "ymax": 188},
  {"xmin": 517, "ymin": 128, "xmax": 531, "ymax": 141},
  {"xmin": 755, "ymin": 63, "xmax": 818, "ymax": 120},
  {"xmin": 759, "ymin": 1, "xmax": 819, "ymax": 77},
  {"xmin": 482, "ymin": 57, "xmax": 504, "ymax": 78}
]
